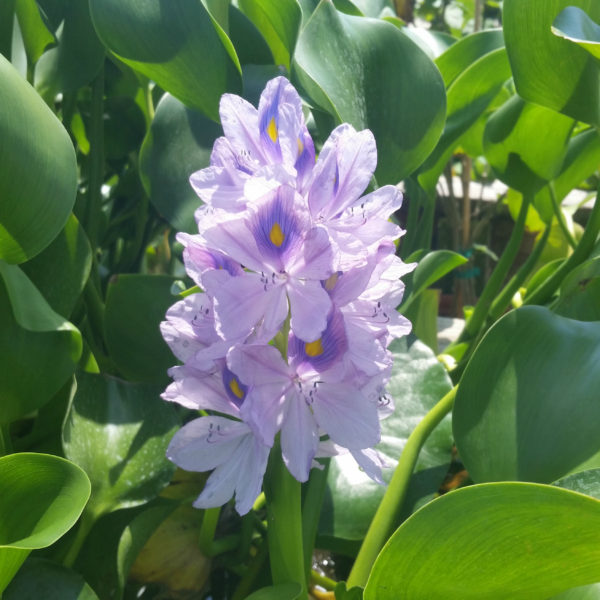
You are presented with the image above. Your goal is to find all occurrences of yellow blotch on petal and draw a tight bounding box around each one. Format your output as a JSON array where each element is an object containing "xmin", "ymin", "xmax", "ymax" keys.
[
  {"xmin": 324, "ymin": 272, "xmax": 339, "ymax": 291},
  {"xmin": 267, "ymin": 117, "xmax": 278, "ymax": 142},
  {"xmin": 305, "ymin": 338, "xmax": 324, "ymax": 357},
  {"xmin": 269, "ymin": 223, "xmax": 285, "ymax": 247},
  {"xmin": 297, "ymin": 136, "xmax": 304, "ymax": 156},
  {"xmin": 229, "ymin": 377, "xmax": 245, "ymax": 400}
]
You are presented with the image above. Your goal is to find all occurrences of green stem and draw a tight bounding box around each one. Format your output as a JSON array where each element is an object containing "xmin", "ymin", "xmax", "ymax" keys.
[
  {"xmin": 0, "ymin": 423, "xmax": 13, "ymax": 456},
  {"xmin": 264, "ymin": 442, "xmax": 307, "ymax": 599},
  {"xmin": 83, "ymin": 66, "xmax": 105, "ymax": 250},
  {"xmin": 198, "ymin": 507, "xmax": 220, "ymax": 555},
  {"xmin": 347, "ymin": 385, "xmax": 457, "ymax": 590},
  {"xmin": 311, "ymin": 570, "xmax": 337, "ymax": 591},
  {"xmin": 302, "ymin": 459, "xmax": 330, "ymax": 582},
  {"xmin": 525, "ymin": 188, "xmax": 600, "ymax": 306},
  {"xmin": 548, "ymin": 182, "xmax": 577, "ymax": 250},
  {"xmin": 487, "ymin": 224, "xmax": 551, "ymax": 322},
  {"xmin": 231, "ymin": 538, "xmax": 269, "ymax": 600},
  {"xmin": 454, "ymin": 193, "xmax": 531, "ymax": 345},
  {"xmin": 62, "ymin": 510, "xmax": 97, "ymax": 568}
]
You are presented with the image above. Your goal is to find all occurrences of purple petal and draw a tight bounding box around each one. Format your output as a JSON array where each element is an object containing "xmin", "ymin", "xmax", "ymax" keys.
[
  {"xmin": 281, "ymin": 391, "xmax": 319, "ymax": 482},
  {"xmin": 189, "ymin": 165, "xmax": 248, "ymax": 209},
  {"xmin": 289, "ymin": 308, "xmax": 347, "ymax": 371},
  {"xmin": 204, "ymin": 270, "xmax": 287, "ymax": 341},
  {"xmin": 163, "ymin": 368, "xmax": 241, "ymax": 415},
  {"xmin": 257, "ymin": 77, "xmax": 305, "ymax": 166},
  {"xmin": 308, "ymin": 124, "xmax": 377, "ymax": 220},
  {"xmin": 285, "ymin": 225, "xmax": 334, "ymax": 280},
  {"xmin": 232, "ymin": 434, "xmax": 270, "ymax": 514},
  {"xmin": 167, "ymin": 416, "xmax": 248, "ymax": 472},
  {"xmin": 350, "ymin": 448, "xmax": 389, "ymax": 485},
  {"xmin": 287, "ymin": 279, "xmax": 332, "ymax": 343},
  {"xmin": 227, "ymin": 343, "xmax": 292, "ymax": 385},
  {"xmin": 312, "ymin": 381, "xmax": 381, "ymax": 450},
  {"xmin": 219, "ymin": 93, "xmax": 265, "ymax": 164}
]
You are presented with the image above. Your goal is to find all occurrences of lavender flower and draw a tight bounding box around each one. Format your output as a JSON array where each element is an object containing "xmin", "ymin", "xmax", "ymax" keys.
[{"xmin": 161, "ymin": 76, "xmax": 415, "ymax": 514}]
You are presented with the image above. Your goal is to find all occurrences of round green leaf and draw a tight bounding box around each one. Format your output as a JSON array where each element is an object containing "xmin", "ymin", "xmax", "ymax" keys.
[
  {"xmin": 0, "ymin": 453, "xmax": 90, "ymax": 594},
  {"xmin": 0, "ymin": 262, "xmax": 82, "ymax": 424},
  {"xmin": 534, "ymin": 128, "xmax": 600, "ymax": 221},
  {"xmin": 554, "ymin": 257, "xmax": 600, "ymax": 321},
  {"xmin": 34, "ymin": 0, "xmax": 104, "ymax": 97},
  {"xmin": 238, "ymin": 0, "xmax": 301, "ymax": 69},
  {"xmin": 228, "ymin": 5, "xmax": 274, "ymax": 65},
  {"xmin": 435, "ymin": 28, "xmax": 505, "ymax": 87},
  {"xmin": 293, "ymin": 2, "xmax": 446, "ymax": 184},
  {"xmin": 88, "ymin": 0, "xmax": 242, "ymax": 120},
  {"xmin": 319, "ymin": 339, "xmax": 453, "ymax": 543},
  {"xmin": 504, "ymin": 0, "xmax": 600, "ymax": 127},
  {"xmin": 4, "ymin": 558, "xmax": 98, "ymax": 600},
  {"xmin": 550, "ymin": 583, "xmax": 600, "ymax": 600},
  {"xmin": 15, "ymin": 0, "xmax": 55, "ymax": 64},
  {"xmin": 104, "ymin": 274, "xmax": 179, "ymax": 384},
  {"xmin": 418, "ymin": 48, "xmax": 511, "ymax": 193},
  {"xmin": 0, "ymin": 54, "xmax": 77, "ymax": 264},
  {"xmin": 139, "ymin": 93, "xmax": 221, "ymax": 233},
  {"xmin": 552, "ymin": 6, "xmax": 600, "ymax": 61},
  {"xmin": 483, "ymin": 95, "xmax": 574, "ymax": 196},
  {"xmin": 453, "ymin": 306, "xmax": 600, "ymax": 484},
  {"xmin": 365, "ymin": 482, "xmax": 600, "ymax": 600},
  {"xmin": 20, "ymin": 215, "xmax": 91, "ymax": 318},
  {"xmin": 62, "ymin": 372, "xmax": 179, "ymax": 518}
]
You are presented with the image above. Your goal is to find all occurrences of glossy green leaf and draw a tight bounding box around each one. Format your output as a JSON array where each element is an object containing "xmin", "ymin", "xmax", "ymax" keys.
[
  {"xmin": 63, "ymin": 372, "xmax": 179, "ymax": 519},
  {"xmin": 555, "ymin": 468, "xmax": 600, "ymax": 501},
  {"xmin": 88, "ymin": 0, "xmax": 242, "ymax": 120},
  {"xmin": 246, "ymin": 583, "xmax": 302, "ymax": 600},
  {"xmin": 4, "ymin": 558, "xmax": 98, "ymax": 600},
  {"xmin": 20, "ymin": 215, "xmax": 91, "ymax": 318},
  {"xmin": 483, "ymin": 95, "xmax": 574, "ymax": 196},
  {"xmin": 504, "ymin": 0, "xmax": 600, "ymax": 126},
  {"xmin": 0, "ymin": 54, "xmax": 77, "ymax": 263},
  {"xmin": 15, "ymin": 0, "xmax": 55, "ymax": 64},
  {"xmin": 553, "ymin": 6, "xmax": 600, "ymax": 60},
  {"xmin": 319, "ymin": 339, "xmax": 453, "ymax": 543},
  {"xmin": 228, "ymin": 5, "xmax": 274, "ymax": 65},
  {"xmin": 534, "ymin": 128, "xmax": 600, "ymax": 222},
  {"xmin": 402, "ymin": 289, "xmax": 440, "ymax": 353},
  {"xmin": 0, "ymin": 262, "xmax": 82, "ymax": 424},
  {"xmin": 418, "ymin": 48, "xmax": 511, "ymax": 193},
  {"xmin": 383, "ymin": 17, "xmax": 455, "ymax": 60},
  {"xmin": 116, "ymin": 498, "xmax": 178, "ymax": 595},
  {"xmin": 365, "ymin": 482, "xmax": 600, "ymax": 600},
  {"xmin": 554, "ymin": 257, "xmax": 600, "ymax": 321},
  {"xmin": 238, "ymin": 0, "xmax": 301, "ymax": 69},
  {"xmin": 139, "ymin": 93, "xmax": 221, "ymax": 233},
  {"xmin": 294, "ymin": 2, "xmax": 446, "ymax": 184},
  {"xmin": 0, "ymin": 453, "xmax": 90, "ymax": 594},
  {"xmin": 435, "ymin": 28, "xmax": 504, "ymax": 87},
  {"xmin": 407, "ymin": 250, "xmax": 468, "ymax": 302},
  {"xmin": 34, "ymin": 0, "xmax": 104, "ymax": 97},
  {"xmin": 104, "ymin": 274, "xmax": 178, "ymax": 384},
  {"xmin": 453, "ymin": 306, "xmax": 600, "ymax": 484}
]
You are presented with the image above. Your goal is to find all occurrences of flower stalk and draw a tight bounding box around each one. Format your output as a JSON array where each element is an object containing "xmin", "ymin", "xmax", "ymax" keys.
[{"xmin": 347, "ymin": 385, "xmax": 457, "ymax": 590}]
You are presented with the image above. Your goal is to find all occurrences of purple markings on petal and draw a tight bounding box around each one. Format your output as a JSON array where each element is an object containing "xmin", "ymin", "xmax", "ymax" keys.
[
  {"xmin": 222, "ymin": 367, "xmax": 248, "ymax": 408},
  {"xmin": 250, "ymin": 187, "xmax": 303, "ymax": 266},
  {"xmin": 290, "ymin": 309, "xmax": 347, "ymax": 372}
]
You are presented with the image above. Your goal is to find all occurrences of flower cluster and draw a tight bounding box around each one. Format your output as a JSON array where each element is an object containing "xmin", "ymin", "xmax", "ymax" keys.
[{"xmin": 161, "ymin": 77, "xmax": 414, "ymax": 515}]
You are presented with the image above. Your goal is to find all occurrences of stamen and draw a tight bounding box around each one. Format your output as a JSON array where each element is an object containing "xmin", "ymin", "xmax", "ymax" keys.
[
  {"xmin": 305, "ymin": 338, "xmax": 324, "ymax": 357},
  {"xmin": 269, "ymin": 223, "xmax": 285, "ymax": 247},
  {"xmin": 267, "ymin": 117, "xmax": 278, "ymax": 142}
]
